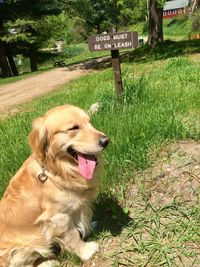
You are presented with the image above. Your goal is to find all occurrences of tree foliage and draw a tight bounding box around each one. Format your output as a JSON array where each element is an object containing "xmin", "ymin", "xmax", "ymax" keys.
[
  {"xmin": 1, "ymin": 0, "xmax": 61, "ymax": 46},
  {"xmin": 0, "ymin": 0, "xmax": 62, "ymax": 74},
  {"xmin": 117, "ymin": 0, "xmax": 146, "ymax": 26},
  {"xmin": 62, "ymin": 0, "xmax": 120, "ymax": 33},
  {"xmin": 62, "ymin": 0, "xmax": 148, "ymax": 33}
]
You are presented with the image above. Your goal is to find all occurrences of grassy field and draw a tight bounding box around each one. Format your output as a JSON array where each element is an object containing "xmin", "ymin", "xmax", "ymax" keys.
[
  {"xmin": 0, "ymin": 48, "xmax": 200, "ymax": 265},
  {"xmin": 163, "ymin": 17, "xmax": 192, "ymax": 40},
  {"xmin": 130, "ymin": 17, "xmax": 194, "ymax": 41}
]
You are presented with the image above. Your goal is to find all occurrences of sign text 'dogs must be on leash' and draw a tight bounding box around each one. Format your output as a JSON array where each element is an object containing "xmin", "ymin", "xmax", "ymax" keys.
[{"xmin": 88, "ymin": 31, "xmax": 138, "ymax": 51}]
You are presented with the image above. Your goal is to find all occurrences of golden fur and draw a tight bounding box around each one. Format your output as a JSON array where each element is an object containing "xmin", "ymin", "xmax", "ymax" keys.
[{"xmin": 0, "ymin": 105, "xmax": 108, "ymax": 267}]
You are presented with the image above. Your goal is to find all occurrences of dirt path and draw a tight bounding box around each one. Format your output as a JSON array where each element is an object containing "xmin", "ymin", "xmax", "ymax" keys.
[{"xmin": 0, "ymin": 57, "xmax": 110, "ymax": 115}]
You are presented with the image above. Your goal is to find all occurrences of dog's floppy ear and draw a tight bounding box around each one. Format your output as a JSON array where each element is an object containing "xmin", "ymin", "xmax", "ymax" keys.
[{"xmin": 28, "ymin": 117, "xmax": 49, "ymax": 160}]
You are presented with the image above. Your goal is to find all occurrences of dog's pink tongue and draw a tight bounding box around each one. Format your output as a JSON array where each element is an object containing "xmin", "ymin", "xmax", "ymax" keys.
[{"xmin": 78, "ymin": 154, "xmax": 96, "ymax": 180}]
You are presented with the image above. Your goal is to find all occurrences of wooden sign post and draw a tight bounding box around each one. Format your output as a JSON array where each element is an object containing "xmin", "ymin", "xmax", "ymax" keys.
[
  {"xmin": 110, "ymin": 27, "xmax": 123, "ymax": 101},
  {"xmin": 88, "ymin": 28, "xmax": 138, "ymax": 100}
]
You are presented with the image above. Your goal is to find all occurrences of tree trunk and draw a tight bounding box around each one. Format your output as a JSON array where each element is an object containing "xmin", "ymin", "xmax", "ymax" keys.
[
  {"xmin": 147, "ymin": 0, "xmax": 164, "ymax": 48},
  {"xmin": 29, "ymin": 44, "xmax": 38, "ymax": 72},
  {"xmin": 96, "ymin": 23, "xmax": 101, "ymax": 34},
  {"xmin": 0, "ymin": 18, "xmax": 12, "ymax": 77},
  {"xmin": 0, "ymin": 41, "xmax": 12, "ymax": 77},
  {"xmin": 190, "ymin": 0, "xmax": 200, "ymax": 15},
  {"xmin": 5, "ymin": 44, "xmax": 19, "ymax": 76}
]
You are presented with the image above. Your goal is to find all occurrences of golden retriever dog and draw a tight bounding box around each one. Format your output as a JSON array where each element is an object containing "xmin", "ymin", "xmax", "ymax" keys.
[{"xmin": 0, "ymin": 104, "xmax": 109, "ymax": 267}]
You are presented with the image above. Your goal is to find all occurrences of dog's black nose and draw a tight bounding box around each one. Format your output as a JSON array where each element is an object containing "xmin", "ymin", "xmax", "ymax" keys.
[{"xmin": 99, "ymin": 136, "xmax": 109, "ymax": 148}]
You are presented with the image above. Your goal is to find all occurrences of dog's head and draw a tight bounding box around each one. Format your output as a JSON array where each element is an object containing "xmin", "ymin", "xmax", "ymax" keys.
[{"xmin": 29, "ymin": 105, "xmax": 109, "ymax": 180}]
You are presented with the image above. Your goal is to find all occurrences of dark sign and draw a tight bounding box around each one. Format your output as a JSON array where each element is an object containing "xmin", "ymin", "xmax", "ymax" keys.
[{"xmin": 88, "ymin": 31, "xmax": 138, "ymax": 51}]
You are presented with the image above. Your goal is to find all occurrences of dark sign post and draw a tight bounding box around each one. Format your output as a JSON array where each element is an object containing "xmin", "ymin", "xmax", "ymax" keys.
[
  {"xmin": 110, "ymin": 27, "xmax": 123, "ymax": 101},
  {"xmin": 88, "ymin": 27, "xmax": 138, "ymax": 100}
]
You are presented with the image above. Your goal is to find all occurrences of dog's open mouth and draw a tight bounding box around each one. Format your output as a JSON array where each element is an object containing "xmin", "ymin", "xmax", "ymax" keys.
[{"xmin": 67, "ymin": 147, "xmax": 97, "ymax": 180}]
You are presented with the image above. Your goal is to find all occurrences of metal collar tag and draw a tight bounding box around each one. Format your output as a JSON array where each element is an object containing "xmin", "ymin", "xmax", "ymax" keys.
[{"xmin": 38, "ymin": 166, "xmax": 48, "ymax": 183}]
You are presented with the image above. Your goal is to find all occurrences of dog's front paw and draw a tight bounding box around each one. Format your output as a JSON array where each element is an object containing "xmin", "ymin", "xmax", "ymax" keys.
[{"xmin": 79, "ymin": 241, "xmax": 99, "ymax": 261}]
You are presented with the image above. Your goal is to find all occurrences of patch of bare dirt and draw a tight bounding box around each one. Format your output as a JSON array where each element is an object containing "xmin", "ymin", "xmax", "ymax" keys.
[
  {"xmin": 130, "ymin": 140, "xmax": 200, "ymax": 209},
  {"xmin": 190, "ymin": 53, "xmax": 200, "ymax": 63},
  {"xmin": 81, "ymin": 140, "xmax": 200, "ymax": 267}
]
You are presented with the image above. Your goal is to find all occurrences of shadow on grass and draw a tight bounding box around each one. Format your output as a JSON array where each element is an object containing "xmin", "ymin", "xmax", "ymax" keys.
[
  {"xmin": 122, "ymin": 39, "xmax": 200, "ymax": 63},
  {"xmin": 93, "ymin": 193, "xmax": 132, "ymax": 237},
  {"xmin": 66, "ymin": 56, "xmax": 112, "ymax": 71},
  {"xmin": 37, "ymin": 50, "xmax": 112, "ymax": 71}
]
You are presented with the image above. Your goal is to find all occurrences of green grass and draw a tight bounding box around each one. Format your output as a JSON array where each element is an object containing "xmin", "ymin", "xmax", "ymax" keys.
[
  {"xmin": 163, "ymin": 17, "xmax": 192, "ymax": 41},
  {"xmin": 0, "ymin": 56, "xmax": 200, "ymax": 193},
  {"xmin": 38, "ymin": 43, "xmax": 110, "ymax": 69},
  {"xmin": 63, "ymin": 43, "xmax": 110, "ymax": 65},
  {"xmin": 130, "ymin": 16, "xmax": 193, "ymax": 41},
  {"xmin": 98, "ymin": 200, "xmax": 200, "ymax": 266},
  {"xmin": 128, "ymin": 22, "xmax": 146, "ymax": 36},
  {"xmin": 124, "ymin": 39, "xmax": 200, "ymax": 63},
  {"xmin": 0, "ymin": 55, "xmax": 200, "ymax": 265}
]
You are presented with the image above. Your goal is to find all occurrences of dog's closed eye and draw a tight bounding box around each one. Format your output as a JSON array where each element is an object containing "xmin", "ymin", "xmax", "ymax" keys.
[
  {"xmin": 55, "ymin": 125, "xmax": 80, "ymax": 135},
  {"xmin": 57, "ymin": 126, "xmax": 80, "ymax": 134},
  {"xmin": 68, "ymin": 125, "xmax": 80, "ymax": 131}
]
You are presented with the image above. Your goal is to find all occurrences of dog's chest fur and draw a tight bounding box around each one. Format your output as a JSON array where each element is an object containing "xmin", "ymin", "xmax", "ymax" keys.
[{"xmin": 36, "ymin": 176, "xmax": 94, "ymax": 242}]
